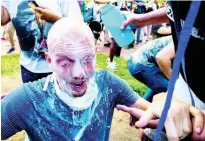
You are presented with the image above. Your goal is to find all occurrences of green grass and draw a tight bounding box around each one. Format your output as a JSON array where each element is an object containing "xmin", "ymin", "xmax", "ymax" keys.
[
  {"xmin": 1, "ymin": 53, "xmax": 147, "ymax": 96},
  {"xmin": 1, "ymin": 54, "xmax": 20, "ymax": 77},
  {"xmin": 96, "ymin": 54, "xmax": 147, "ymax": 96}
]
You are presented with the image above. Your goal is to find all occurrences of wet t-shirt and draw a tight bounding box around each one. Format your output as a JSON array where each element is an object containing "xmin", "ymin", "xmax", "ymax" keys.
[{"xmin": 1, "ymin": 70, "xmax": 138, "ymax": 141}]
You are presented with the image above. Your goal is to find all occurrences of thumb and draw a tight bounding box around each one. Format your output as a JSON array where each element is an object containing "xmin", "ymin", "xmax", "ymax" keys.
[
  {"xmin": 116, "ymin": 105, "xmax": 144, "ymax": 119},
  {"xmin": 121, "ymin": 20, "xmax": 129, "ymax": 30},
  {"xmin": 121, "ymin": 17, "xmax": 133, "ymax": 30},
  {"xmin": 135, "ymin": 107, "xmax": 155, "ymax": 128}
]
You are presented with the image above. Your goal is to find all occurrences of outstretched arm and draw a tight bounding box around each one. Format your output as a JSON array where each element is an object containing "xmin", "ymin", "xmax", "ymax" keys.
[
  {"xmin": 121, "ymin": 7, "xmax": 169, "ymax": 29},
  {"xmin": 95, "ymin": 0, "xmax": 117, "ymax": 4}
]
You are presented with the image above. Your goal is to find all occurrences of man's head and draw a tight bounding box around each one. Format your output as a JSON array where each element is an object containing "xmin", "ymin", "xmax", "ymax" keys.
[{"xmin": 46, "ymin": 18, "xmax": 95, "ymax": 97}]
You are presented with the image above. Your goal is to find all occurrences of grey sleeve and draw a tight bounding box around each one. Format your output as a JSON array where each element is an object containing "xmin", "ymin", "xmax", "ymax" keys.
[
  {"xmin": 106, "ymin": 71, "xmax": 139, "ymax": 107},
  {"xmin": 1, "ymin": 86, "xmax": 30, "ymax": 140},
  {"xmin": 115, "ymin": 79, "xmax": 139, "ymax": 106}
]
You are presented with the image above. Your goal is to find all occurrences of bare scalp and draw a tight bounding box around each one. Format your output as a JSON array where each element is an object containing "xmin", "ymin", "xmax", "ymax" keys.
[{"xmin": 47, "ymin": 17, "xmax": 95, "ymax": 53}]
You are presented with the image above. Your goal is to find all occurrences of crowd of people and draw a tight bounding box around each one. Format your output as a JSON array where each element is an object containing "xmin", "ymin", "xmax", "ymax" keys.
[{"xmin": 1, "ymin": 0, "xmax": 205, "ymax": 141}]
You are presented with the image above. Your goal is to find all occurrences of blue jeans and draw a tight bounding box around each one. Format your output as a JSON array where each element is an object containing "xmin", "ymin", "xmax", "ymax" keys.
[
  {"xmin": 135, "ymin": 28, "xmax": 141, "ymax": 45},
  {"xmin": 128, "ymin": 59, "xmax": 168, "ymax": 101}
]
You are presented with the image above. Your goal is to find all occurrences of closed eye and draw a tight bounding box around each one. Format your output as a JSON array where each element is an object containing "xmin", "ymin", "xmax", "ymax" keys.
[{"xmin": 57, "ymin": 59, "xmax": 73, "ymax": 68}]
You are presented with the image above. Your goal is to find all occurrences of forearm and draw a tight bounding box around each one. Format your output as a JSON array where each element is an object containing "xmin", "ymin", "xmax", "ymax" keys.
[
  {"xmin": 157, "ymin": 59, "xmax": 172, "ymax": 79},
  {"xmin": 142, "ymin": 7, "xmax": 169, "ymax": 26},
  {"xmin": 31, "ymin": 6, "xmax": 62, "ymax": 23},
  {"xmin": 1, "ymin": 6, "xmax": 10, "ymax": 26},
  {"xmin": 156, "ymin": 42, "xmax": 175, "ymax": 79},
  {"xmin": 95, "ymin": 0, "xmax": 111, "ymax": 4},
  {"xmin": 130, "ymin": 97, "xmax": 150, "ymax": 111}
]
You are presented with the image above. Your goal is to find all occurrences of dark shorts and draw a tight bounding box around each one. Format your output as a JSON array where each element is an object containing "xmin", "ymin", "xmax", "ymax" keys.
[{"xmin": 146, "ymin": 7, "xmax": 153, "ymax": 13}]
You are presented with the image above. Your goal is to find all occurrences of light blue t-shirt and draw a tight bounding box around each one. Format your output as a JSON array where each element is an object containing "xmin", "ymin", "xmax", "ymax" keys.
[{"xmin": 2, "ymin": 70, "xmax": 139, "ymax": 141}]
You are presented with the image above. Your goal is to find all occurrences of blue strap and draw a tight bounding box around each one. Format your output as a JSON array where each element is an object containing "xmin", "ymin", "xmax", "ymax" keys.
[{"xmin": 154, "ymin": 1, "xmax": 201, "ymax": 141}]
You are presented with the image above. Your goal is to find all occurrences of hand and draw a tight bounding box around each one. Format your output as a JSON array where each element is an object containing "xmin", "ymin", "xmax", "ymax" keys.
[
  {"xmin": 121, "ymin": 13, "xmax": 145, "ymax": 30},
  {"xmin": 29, "ymin": 4, "xmax": 61, "ymax": 23},
  {"xmin": 119, "ymin": 106, "xmax": 159, "ymax": 129},
  {"xmin": 192, "ymin": 111, "xmax": 205, "ymax": 141},
  {"xmin": 117, "ymin": 93, "xmax": 205, "ymax": 141}
]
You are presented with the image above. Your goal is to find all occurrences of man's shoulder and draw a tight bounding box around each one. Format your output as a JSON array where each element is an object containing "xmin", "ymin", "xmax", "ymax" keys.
[
  {"xmin": 24, "ymin": 77, "xmax": 47, "ymax": 91},
  {"xmin": 95, "ymin": 70, "xmax": 126, "ymax": 86},
  {"xmin": 3, "ymin": 77, "xmax": 48, "ymax": 104},
  {"xmin": 95, "ymin": 70, "xmax": 116, "ymax": 80},
  {"xmin": 24, "ymin": 77, "xmax": 49, "ymax": 100}
]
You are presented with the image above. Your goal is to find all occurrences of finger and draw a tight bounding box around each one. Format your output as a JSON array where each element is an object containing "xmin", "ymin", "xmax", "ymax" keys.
[
  {"xmin": 33, "ymin": 7, "xmax": 44, "ymax": 14},
  {"xmin": 39, "ymin": 5, "xmax": 49, "ymax": 9},
  {"xmin": 135, "ymin": 107, "xmax": 155, "ymax": 128},
  {"xmin": 171, "ymin": 108, "xmax": 184, "ymax": 138},
  {"xmin": 182, "ymin": 108, "xmax": 192, "ymax": 137},
  {"xmin": 165, "ymin": 114, "xmax": 179, "ymax": 141},
  {"xmin": 28, "ymin": 3, "xmax": 36, "ymax": 10},
  {"xmin": 143, "ymin": 119, "xmax": 159, "ymax": 129},
  {"xmin": 121, "ymin": 17, "xmax": 133, "ymax": 30},
  {"xmin": 192, "ymin": 118, "xmax": 205, "ymax": 141},
  {"xmin": 116, "ymin": 105, "xmax": 144, "ymax": 118},
  {"xmin": 190, "ymin": 106, "xmax": 205, "ymax": 134}
]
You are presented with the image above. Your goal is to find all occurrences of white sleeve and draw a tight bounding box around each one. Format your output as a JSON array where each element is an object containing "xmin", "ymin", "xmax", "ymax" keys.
[
  {"xmin": 1, "ymin": 0, "xmax": 21, "ymax": 18},
  {"xmin": 59, "ymin": 0, "xmax": 83, "ymax": 21},
  {"xmin": 173, "ymin": 74, "xmax": 205, "ymax": 110},
  {"xmin": 1, "ymin": 0, "xmax": 11, "ymax": 12}
]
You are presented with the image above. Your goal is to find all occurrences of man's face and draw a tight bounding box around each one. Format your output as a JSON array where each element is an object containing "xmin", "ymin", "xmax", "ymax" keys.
[{"xmin": 47, "ymin": 36, "xmax": 95, "ymax": 97}]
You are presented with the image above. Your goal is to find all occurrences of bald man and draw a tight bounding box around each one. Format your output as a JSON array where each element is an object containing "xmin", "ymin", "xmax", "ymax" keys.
[
  {"xmin": 1, "ymin": 17, "xmax": 150, "ymax": 141},
  {"xmin": 2, "ymin": 18, "xmax": 204, "ymax": 141}
]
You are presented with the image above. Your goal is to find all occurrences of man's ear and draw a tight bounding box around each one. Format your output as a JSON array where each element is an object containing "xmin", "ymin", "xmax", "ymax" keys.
[{"xmin": 45, "ymin": 52, "xmax": 51, "ymax": 63}]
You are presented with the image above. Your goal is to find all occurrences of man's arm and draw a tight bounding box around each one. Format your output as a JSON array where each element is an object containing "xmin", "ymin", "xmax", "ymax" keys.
[
  {"xmin": 29, "ymin": 0, "xmax": 83, "ymax": 23},
  {"xmin": 95, "ymin": 0, "xmax": 117, "ymax": 4},
  {"xmin": 156, "ymin": 42, "xmax": 175, "ymax": 79},
  {"xmin": 1, "ymin": 96, "xmax": 26, "ymax": 139},
  {"xmin": 1, "ymin": 87, "xmax": 31, "ymax": 139},
  {"xmin": 121, "ymin": 7, "xmax": 169, "ymax": 29},
  {"xmin": 1, "ymin": 6, "xmax": 10, "ymax": 26},
  {"xmin": 29, "ymin": 4, "xmax": 62, "ymax": 23}
]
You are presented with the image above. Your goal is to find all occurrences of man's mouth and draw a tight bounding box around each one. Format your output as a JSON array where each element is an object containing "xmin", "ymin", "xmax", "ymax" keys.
[{"xmin": 70, "ymin": 81, "xmax": 86, "ymax": 93}]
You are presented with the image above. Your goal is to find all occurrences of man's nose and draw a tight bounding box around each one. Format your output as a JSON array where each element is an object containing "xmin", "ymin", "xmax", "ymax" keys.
[{"xmin": 71, "ymin": 61, "xmax": 85, "ymax": 79}]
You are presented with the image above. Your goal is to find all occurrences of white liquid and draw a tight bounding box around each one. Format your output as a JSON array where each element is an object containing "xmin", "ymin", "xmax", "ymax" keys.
[{"xmin": 54, "ymin": 73, "xmax": 99, "ymax": 111}]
